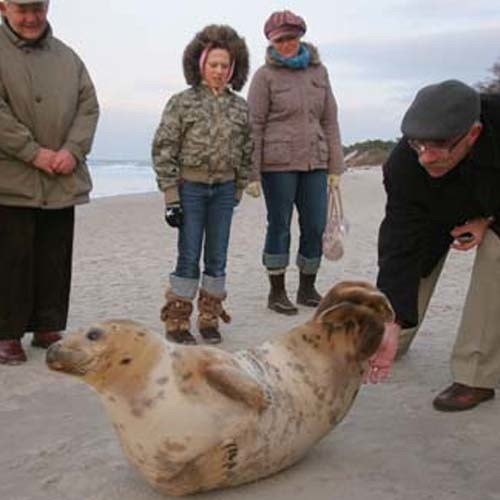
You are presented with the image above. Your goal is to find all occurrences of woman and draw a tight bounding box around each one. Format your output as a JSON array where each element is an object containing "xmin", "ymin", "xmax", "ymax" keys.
[
  {"xmin": 246, "ymin": 10, "xmax": 345, "ymax": 315},
  {"xmin": 152, "ymin": 25, "xmax": 252, "ymax": 344}
]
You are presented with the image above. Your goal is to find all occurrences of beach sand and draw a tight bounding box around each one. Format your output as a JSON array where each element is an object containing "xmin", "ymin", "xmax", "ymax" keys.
[{"xmin": 1, "ymin": 169, "xmax": 498, "ymax": 500}]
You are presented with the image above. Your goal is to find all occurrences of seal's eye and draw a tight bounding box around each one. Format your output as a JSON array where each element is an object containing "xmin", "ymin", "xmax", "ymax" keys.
[{"xmin": 87, "ymin": 328, "xmax": 103, "ymax": 341}]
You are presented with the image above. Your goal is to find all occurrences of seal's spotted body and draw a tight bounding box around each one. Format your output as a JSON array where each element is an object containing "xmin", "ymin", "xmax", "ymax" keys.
[{"xmin": 47, "ymin": 281, "xmax": 393, "ymax": 496}]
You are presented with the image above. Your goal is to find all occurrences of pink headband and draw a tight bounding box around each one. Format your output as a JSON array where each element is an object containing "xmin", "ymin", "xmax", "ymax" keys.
[
  {"xmin": 199, "ymin": 45, "xmax": 235, "ymax": 87},
  {"xmin": 198, "ymin": 45, "xmax": 212, "ymax": 76}
]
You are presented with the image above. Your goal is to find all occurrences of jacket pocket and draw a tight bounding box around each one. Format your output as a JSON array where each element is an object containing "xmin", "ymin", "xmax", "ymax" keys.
[
  {"xmin": 0, "ymin": 160, "xmax": 37, "ymax": 200},
  {"xmin": 310, "ymin": 78, "xmax": 327, "ymax": 114},
  {"xmin": 271, "ymin": 85, "xmax": 299, "ymax": 113},
  {"xmin": 227, "ymin": 112, "xmax": 248, "ymax": 166},
  {"xmin": 73, "ymin": 164, "xmax": 93, "ymax": 196},
  {"xmin": 317, "ymin": 132, "xmax": 329, "ymax": 162},
  {"xmin": 180, "ymin": 116, "xmax": 209, "ymax": 167},
  {"xmin": 180, "ymin": 149, "xmax": 205, "ymax": 167},
  {"xmin": 263, "ymin": 140, "xmax": 291, "ymax": 165}
]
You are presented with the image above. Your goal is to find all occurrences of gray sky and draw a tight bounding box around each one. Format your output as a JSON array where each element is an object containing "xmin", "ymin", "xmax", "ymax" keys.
[{"xmin": 48, "ymin": 0, "xmax": 500, "ymax": 160}]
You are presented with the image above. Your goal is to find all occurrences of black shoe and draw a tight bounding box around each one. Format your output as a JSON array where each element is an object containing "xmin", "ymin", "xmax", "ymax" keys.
[
  {"xmin": 166, "ymin": 330, "xmax": 197, "ymax": 345},
  {"xmin": 268, "ymin": 293, "xmax": 298, "ymax": 315},
  {"xmin": 199, "ymin": 327, "xmax": 222, "ymax": 344},
  {"xmin": 433, "ymin": 383, "xmax": 495, "ymax": 412},
  {"xmin": 268, "ymin": 272, "xmax": 298, "ymax": 315},
  {"xmin": 296, "ymin": 272, "xmax": 321, "ymax": 307}
]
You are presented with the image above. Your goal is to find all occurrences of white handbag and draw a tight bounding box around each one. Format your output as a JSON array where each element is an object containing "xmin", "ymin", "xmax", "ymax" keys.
[{"xmin": 322, "ymin": 185, "xmax": 349, "ymax": 261}]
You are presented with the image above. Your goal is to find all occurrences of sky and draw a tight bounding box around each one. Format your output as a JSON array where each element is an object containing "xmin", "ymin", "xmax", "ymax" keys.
[{"xmin": 46, "ymin": 0, "xmax": 500, "ymax": 160}]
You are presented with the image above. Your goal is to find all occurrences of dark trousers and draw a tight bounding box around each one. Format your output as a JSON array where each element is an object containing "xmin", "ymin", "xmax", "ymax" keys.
[{"xmin": 0, "ymin": 205, "xmax": 74, "ymax": 340}]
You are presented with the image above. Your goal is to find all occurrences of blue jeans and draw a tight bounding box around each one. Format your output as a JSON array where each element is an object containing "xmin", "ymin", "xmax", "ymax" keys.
[
  {"xmin": 261, "ymin": 170, "xmax": 327, "ymax": 274},
  {"xmin": 170, "ymin": 180, "xmax": 236, "ymax": 299}
]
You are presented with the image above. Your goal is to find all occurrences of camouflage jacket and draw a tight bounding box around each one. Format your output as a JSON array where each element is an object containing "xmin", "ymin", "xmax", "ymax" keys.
[{"xmin": 152, "ymin": 85, "xmax": 252, "ymax": 203}]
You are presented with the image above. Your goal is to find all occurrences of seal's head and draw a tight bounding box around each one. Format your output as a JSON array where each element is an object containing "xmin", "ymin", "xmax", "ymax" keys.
[
  {"xmin": 46, "ymin": 320, "xmax": 161, "ymax": 389},
  {"xmin": 313, "ymin": 281, "xmax": 395, "ymax": 361}
]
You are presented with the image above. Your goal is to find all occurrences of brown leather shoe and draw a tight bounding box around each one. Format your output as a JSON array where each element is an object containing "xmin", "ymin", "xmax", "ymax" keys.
[
  {"xmin": 433, "ymin": 382, "xmax": 495, "ymax": 412},
  {"xmin": 32, "ymin": 331, "xmax": 62, "ymax": 349},
  {"xmin": 0, "ymin": 339, "xmax": 27, "ymax": 365}
]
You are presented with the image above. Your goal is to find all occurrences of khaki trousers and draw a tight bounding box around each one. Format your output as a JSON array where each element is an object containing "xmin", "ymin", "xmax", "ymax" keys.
[{"xmin": 398, "ymin": 229, "xmax": 500, "ymax": 388}]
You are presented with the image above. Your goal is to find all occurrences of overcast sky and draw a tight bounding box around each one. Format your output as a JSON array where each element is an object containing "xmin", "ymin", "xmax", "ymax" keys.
[{"xmin": 47, "ymin": 0, "xmax": 500, "ymax": 160}]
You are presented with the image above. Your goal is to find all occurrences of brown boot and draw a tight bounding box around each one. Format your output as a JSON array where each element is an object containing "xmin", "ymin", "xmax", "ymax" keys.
[
  {"xmin": 296, "ymin": 272, "xmax": 322, "ymax": 307},
  {"xmin": 160, "ymin": 291, "xmax": 196, "ymax": 345},
  {"xmin": 32, "ymin": 331, "xmax": 62, "ymax": 349},
  {"xmin": 197, "ymin": 289, "xmax": 231, "ymax": 344},
  {"xmin": 267, "ymin": 272, "xmax": 298, "ymax": 315}
]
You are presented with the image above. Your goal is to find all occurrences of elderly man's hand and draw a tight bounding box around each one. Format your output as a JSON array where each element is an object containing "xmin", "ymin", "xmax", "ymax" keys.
[
  {"xmin": 245, "ymin": 181, "xmax": 261, "ymax": 198},
  {"xmin": 33, "ymin": 148, "xmax": 56, "ymax": 175},
  {"xmin": 450, "ymin": 218, "xmax": 493, "ymax": 251},
  {"xmin": 52, "ymin": 149, "xmax": 77, "ymax": 175},
  {"xmin": 365, "ymin": 321, "xmax": 400, "ymax": 383}
]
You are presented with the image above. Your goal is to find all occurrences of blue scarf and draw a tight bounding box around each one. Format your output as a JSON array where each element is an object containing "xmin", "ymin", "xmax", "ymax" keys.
[{"xmin": 270, "ymin": 44, "xmax": 311, "ymax": 69}]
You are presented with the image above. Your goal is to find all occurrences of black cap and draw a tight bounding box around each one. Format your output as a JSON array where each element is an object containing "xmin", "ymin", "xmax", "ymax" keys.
[{"xmin": 401, "ymin": 80, "xmax": 480, "ymax": 140}]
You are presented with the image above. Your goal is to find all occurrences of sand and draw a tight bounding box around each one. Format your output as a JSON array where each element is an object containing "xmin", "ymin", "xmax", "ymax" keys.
[{"xmin": 1, "ymin": 168, "xmax": 499, "ymax": 500}]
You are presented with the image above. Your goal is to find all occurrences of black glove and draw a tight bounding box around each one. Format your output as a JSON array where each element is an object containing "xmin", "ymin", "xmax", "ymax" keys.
[{"xmin": 164, "ymin": 203, "xmax": 183, "ymax": 228}]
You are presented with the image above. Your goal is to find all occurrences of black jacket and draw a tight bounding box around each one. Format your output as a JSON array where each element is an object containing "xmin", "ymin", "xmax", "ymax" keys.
[{"xmin": 377, "ymin": 94, "xmax": 500, "ymax": 327}]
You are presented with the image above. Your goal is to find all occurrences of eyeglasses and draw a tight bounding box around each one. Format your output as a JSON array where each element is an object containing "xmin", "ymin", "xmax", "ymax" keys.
[{"xmin": 408, "ymin": 131, "xmax": 468, "ymax": 156}]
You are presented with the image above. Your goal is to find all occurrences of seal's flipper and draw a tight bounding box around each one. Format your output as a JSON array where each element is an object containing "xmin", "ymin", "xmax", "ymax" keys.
[
  {"xmin": 205, "ymin": 364, "xmax": 269, "ymax": 413},
  {"xmin": 161, "ymin": 440, "xmax": 239, "ymax": 495}
]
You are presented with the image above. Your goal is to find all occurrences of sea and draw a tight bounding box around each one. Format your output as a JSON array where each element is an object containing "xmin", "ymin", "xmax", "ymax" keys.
[
  {"xmin": 88, "ymin": 159, "xmax": 379, "ymax": 199},
  {"xmin": 88, "ymin": 159, "xmax": 157, "ymax": 198}
]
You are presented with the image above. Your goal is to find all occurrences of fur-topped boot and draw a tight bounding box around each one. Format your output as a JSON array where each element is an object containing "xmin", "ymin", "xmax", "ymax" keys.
[
  {"xmin": 296, "ymin": 272, "xmax": 322, "ymax": 307},
  {"xmin": 160, "ymin": 291, "xmax": 196, "ymax": 345},
  {"xmin": 197, "ymin": 289, "xmax": 231, "ymax": 344}
]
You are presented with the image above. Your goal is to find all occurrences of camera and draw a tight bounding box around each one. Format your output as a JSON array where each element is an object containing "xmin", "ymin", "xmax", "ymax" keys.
[{"xmin": 456, "ymin": 232, "xmax": 474, "ymax": 243}]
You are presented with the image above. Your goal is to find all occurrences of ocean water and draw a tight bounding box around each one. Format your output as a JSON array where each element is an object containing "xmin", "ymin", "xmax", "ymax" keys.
[
  {"xmin": 88, "ymin": 160, "xmax": 379, "ymax": 199},
  {"xmin": 88, "ymin": 159, "xmax": 157, "ymax": 198}
]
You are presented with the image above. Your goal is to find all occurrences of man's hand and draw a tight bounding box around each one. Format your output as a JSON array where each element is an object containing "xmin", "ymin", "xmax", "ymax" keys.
[
  {"xmin": 245, "ymin": 181, "xmax": 261, "ymax": 198},
  {"xmin": 450, "ymin": 218, "xmax": 492, "ymax": 251},
  {"xmin": 33, "ymin": 148, "xmax": 56, "ymax": 175},
  {"xmin": 365, "ymin": 321, "xmax": 400, "ymax": 383},
  {"xmin": 164, "ymin": 203, "xmax": 183, "ymax": 228},
  {"xmin": 327, "ymin": 174, "xmax": 341, "ymax": 188},
  {"xmin": 51, "ymin": 149, "xmax": 77, "ymax": 175}
]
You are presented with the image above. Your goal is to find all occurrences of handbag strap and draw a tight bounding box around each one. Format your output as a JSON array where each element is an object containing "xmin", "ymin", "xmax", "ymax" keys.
[
  {"xmin": 327, "ymin": 185, "xmax": 335, "ymax": 219},
  {"xmin": 334, "ymin": 185, "xmax": 344, "ymax": 219},
  {"xmin": 327, "ymin": 185, "xmax": 344, "ymax": 220}
]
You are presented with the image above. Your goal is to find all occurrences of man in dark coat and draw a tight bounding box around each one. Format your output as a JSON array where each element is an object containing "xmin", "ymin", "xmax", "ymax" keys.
[{"xmin": 368, "ymin": 80, "xmax": 500, "ymax": 412}]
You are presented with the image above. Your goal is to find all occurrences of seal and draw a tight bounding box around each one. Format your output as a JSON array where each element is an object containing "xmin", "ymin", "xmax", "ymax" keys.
[{"xmin": 46, "ymin": 281, "xmax": 393, "ymax": 496}]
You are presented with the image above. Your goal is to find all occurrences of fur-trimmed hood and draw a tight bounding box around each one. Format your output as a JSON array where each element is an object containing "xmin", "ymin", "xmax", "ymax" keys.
[
  {"xmin": 265, "ymin": 42, "xmax": 321, "ymax": 67},
  {"xmin": 183, "ymin": 25, "xmax": 249, "ymax": 91}
]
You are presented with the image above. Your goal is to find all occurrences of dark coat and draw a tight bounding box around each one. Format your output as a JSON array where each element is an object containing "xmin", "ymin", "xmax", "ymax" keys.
[{"xmin": 377, "ymin": 94, "xmax": 500, "ymax": 327}]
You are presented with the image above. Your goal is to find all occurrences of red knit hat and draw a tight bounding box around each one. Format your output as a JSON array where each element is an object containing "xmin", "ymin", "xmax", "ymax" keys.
[{"xmin": 264, "ymin": 10, "xmax": 307, "ymax": 41}]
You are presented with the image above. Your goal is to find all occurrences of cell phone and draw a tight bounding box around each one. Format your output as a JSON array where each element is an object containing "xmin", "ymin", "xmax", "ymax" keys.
[{"xmin": 456, "ymin": 232, "xmax": 474, "ymax": 243}]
